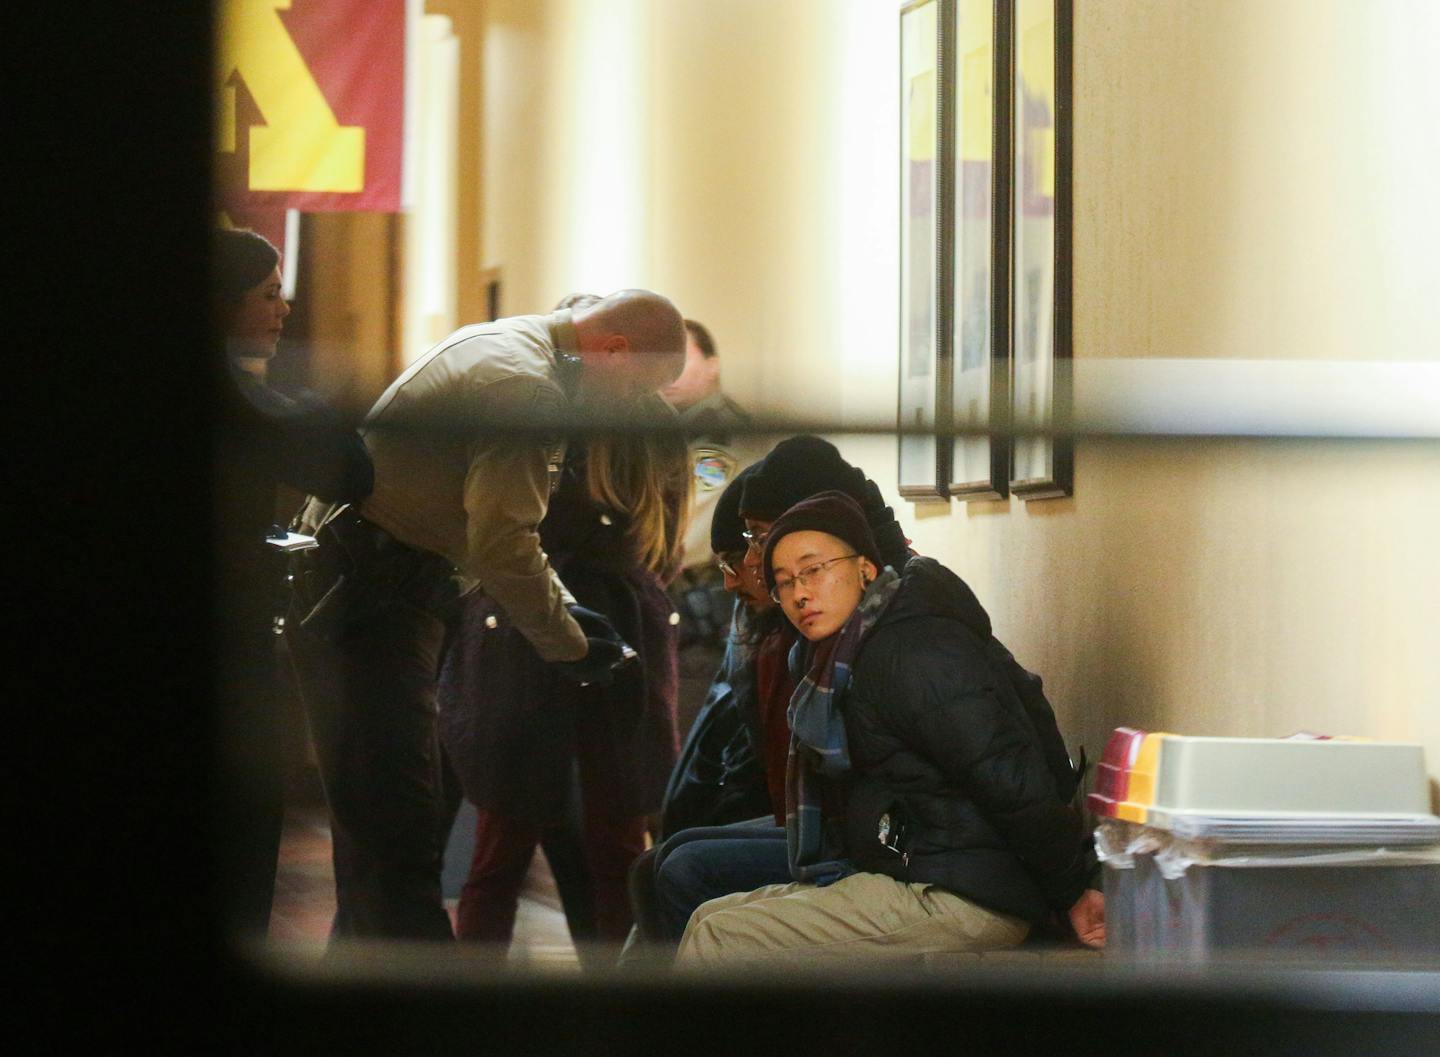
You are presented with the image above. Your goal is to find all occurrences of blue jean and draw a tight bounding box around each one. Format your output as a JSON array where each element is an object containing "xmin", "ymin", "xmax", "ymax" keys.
[{"xmin": 652, "ymin": 817, "xmax": 791, "ymax": 939}]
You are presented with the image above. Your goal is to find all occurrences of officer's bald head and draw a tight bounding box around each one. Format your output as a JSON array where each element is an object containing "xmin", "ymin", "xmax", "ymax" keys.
[
  {"xmin": 575, "ymin": 289, "xmax": 684, "ymax": 356},
  {"xmin": 571, "ymin": 289, "xmax": 686, "ymax": 401}
]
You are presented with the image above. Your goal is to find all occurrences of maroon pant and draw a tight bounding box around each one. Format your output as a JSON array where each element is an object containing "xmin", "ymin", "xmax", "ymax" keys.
[{"xmin": 457, "ymin": 804, "xmax": 647, "ymax": 945}]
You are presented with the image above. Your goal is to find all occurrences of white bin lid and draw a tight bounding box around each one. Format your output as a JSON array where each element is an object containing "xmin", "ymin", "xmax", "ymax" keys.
[{"xmin": 1139, "ymin": 736, "xmax": 1440, "ymax": 843}]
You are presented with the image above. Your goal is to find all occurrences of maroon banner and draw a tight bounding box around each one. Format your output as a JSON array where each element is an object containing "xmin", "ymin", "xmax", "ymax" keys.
[{"xmin": 216, "ymin": 0, "xmax": 407, "ymax": 230}]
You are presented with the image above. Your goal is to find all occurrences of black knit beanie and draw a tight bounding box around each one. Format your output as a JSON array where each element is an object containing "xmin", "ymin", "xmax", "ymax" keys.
[
  {"xmin": 738, "ymin": 436, "xmax": 868, "ymax": 520},
  {"xmin": 762, "ymin": 490, "xmax": 883, "ymax": 591},
  {"xmin": 710, "ymin": 462, "xmax": 760, "ymax": 555}
]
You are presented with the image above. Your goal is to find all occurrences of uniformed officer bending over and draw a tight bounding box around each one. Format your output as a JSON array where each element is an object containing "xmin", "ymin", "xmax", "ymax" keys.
[{"xmin": 287, "ymin": 290, "xmax": 686, "ymax": 941}]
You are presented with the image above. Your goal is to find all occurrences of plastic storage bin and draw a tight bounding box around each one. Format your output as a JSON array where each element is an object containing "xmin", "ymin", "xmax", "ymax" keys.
[
  {"xmin": 1099, "ymin": 823, "xmax": 1440, "ymax": 959},
  {"xmin": 1091, "ymin": 729, "xmax": 1440, "ymax": 961}
]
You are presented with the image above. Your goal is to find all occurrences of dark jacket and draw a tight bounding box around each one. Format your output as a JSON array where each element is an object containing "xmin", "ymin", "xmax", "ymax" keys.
[
  {"xmin": 226, "ymin": 366, "xmax": 374, "ymax": 517},
  {"xmin": 659, "ymin": 601, "xmax": 802, "ymax": 837},
  {"xmin": 217, "ymin": 362, "xmax": 373, "ymax": 661},
  {"xmin": 659, "ymin": 601, "xmax": 773, "ymax": 839},
  {"xmin": 840, "ymin": 556, "xmax": 1091, "ymax": 923},
  {"xmin": 437, "ymin": 445, "xmax": 681, "ymax": 824},
  {"xmin": 214, "ymin": 360, "xmax": 372, "ymax": 930}
]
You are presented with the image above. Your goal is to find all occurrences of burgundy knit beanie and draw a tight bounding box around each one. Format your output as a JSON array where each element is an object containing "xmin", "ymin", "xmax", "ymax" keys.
[{"xmin": 761, "ymin": 490, "xmax": 883, "ymax": 591}]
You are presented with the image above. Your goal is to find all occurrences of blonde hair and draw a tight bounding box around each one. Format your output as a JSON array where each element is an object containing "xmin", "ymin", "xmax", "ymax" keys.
[{"xmin": 585, "ymin": 397, "xmax": 692, "ymax": 574}]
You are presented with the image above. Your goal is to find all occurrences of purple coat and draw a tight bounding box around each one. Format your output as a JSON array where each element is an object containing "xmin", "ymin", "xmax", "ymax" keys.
[{"xmin": 437, "ymin": 445, "xmax": 681, "ymax": 824}]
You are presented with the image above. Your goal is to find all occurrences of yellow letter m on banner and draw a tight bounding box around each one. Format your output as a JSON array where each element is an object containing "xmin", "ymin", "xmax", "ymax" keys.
[{"xmin": 217, "ymin": 0, "xmax": 365, "ymax": 194}]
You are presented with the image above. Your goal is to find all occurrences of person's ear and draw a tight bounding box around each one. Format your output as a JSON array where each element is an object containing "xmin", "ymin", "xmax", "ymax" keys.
[
  {"xmin": 602, "ymin": 333, "xmax": 629, "ymax": 357},
  {"xmin": 700, "ymin": 355, "xmax": 721, "ymax": 386},
  {"xmin": 859, "ymin": 558, "xmax": 878, "ymax": 586}
]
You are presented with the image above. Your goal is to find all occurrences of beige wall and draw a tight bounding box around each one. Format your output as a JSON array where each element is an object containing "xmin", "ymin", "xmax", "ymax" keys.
[
  {"xmin": 474, "ymin": 0, "xmax": 1440, "ymax": 792},
  {"xmin": 428, "ymin": 0, "xmax": 488, "ymax": 330},
  {"xmin": 904, "ymin": 0, "xmax": 1440, "ymax": 790},
  {"xmin": 479, "ymin": 0, "xmax": 875, "ymax": 419},
  {"xmin": 480, "ymin": 0, "xmax": 656, "ymax": 315},
  {"xmin": 1039, "ymin": 0, "xmax": 1439, "ymax": 780},
  {"xmin": 1076, "ymin": 0, "xmax": 1440, "ymax": 364}
]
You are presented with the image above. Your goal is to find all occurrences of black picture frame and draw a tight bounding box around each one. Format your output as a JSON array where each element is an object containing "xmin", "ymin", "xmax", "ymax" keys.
[
  {"xmin": 898, "ymin": 0, "xmax": 950, "ymax": 501},
  {"xmin": 1004, "ymin": 0, "xmax": 1073, "ymax": 500},
  {"xmin": 946, "ymin": 0, "xmax": 1010, "ymax": 500}
]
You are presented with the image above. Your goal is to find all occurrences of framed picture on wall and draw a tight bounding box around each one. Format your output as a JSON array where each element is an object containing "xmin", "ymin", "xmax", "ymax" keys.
[
  {"xmin": 1006, "ymin": 0, "xmax": 1073, "ymax": 499},
  {"xmin": 898, "ymin": 0, "xmax": 949, "ymax": 500},
  {"xmin": 947, "ymin": 0, "xmax": 1009, "ymax": 500}
]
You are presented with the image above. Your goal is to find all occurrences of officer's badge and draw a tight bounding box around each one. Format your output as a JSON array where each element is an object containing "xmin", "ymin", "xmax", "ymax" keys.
[{"xmin": 693, "ymin": 448, "xmax": 735, "ymax": 492}]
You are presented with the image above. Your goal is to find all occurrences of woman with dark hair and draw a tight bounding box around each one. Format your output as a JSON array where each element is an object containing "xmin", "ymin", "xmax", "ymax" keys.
[
  {"xmin": 212, "ymin": 228, "xmax": 372, "ymax": 938},
  {"xmin": 212, "ymin": 228, "xmax": 373, "ymax": 496},
  {"xmin": 213, "ymin": 227, "xmax": 290, "ymax": 375},
  {"xmin": 673, "ymin": 491, "xmax": 1103, "ymax": 965}
]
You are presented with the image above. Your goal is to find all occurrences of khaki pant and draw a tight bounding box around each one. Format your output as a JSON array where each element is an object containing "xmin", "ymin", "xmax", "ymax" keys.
[{"xmin": 675, "ymin": 870, "xmax": 1031, "ymax": 966}]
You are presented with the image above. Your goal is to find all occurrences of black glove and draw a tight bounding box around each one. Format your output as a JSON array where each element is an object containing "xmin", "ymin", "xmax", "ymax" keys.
[
  {"xmin": 567, "ymin": 604, "xmax": 623, "ymax": 643},
  {"xmin": 555, "ymin": 605, "xmax": 636, "ymax": 686},
  {"xmin": 554, "ymin": 637, "xmax": 629, "ymax": 687}
]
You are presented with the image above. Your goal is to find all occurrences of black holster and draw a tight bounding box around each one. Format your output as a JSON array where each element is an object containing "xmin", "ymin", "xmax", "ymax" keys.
[{"xmin": 288, "ymin": 505, "xmax": 459, "ymax": 645}]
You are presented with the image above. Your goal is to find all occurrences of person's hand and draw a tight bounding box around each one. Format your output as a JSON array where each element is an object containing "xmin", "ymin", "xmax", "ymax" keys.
[
  {"xmin": 556, "ymin": 606, "xmax": 636, "ymax": 684},
  {"xmin": 554, "ymin": 636, "xmax": 630, "ymax": 686},
  {"xmin": 568, "ymin": 604, "xmax": 622, "ymax": 643},
  {"xmin": 1067, "ymin": 888, "xmax": 1105, "ymax": 949}
]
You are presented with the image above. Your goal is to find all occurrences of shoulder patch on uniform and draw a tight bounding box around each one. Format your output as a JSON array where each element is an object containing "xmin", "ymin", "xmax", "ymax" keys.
[{"xmin": 693, "ymin": 448, "xmax": 735, "ymax": 491}]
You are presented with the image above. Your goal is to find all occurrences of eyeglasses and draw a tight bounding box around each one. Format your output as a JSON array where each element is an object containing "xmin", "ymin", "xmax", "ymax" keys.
[
  {"xmin": 741, "ymin": 527, "xmax": 770, "ymax": 553},
  {"xmin": 770, "ymin": 554, "xmax": 860, "ymax": 604},
  {"xmin": 715, "ymin": 554, "xmax": 742, "ymax": 578}
]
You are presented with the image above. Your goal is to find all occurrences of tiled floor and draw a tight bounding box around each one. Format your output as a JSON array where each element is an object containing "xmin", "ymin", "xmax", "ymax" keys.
[
  {"xmin": 266, "ymin": 806, "xmax": 337, "ymax": 946},
  {"xmin": 261, "ymin": 637, "xmax": 720, "ymax": 966},
  {"xmin": 267, "ymin": 803, "xmax": 581, "ymax": 968},
  {"xmin": 266, "ymin": 803, "xmax": 1104, "ymax": 973}
]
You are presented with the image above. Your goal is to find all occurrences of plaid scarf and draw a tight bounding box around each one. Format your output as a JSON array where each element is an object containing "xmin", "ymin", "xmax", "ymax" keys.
[{"xmin": 784, "ymin": 566, "xmax": 902, "ymax": 885}]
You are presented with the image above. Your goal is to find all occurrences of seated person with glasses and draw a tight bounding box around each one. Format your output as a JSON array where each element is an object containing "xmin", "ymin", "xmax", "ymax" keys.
[
  {"xmin": 673, "ymin": 490, "xmax": 1104, "ymax": 965},
  {"xmin": 631, "ymin": 437, "xmax": 915, "ymax": 957},
  {"xmin": 729, "ymin": 436, "xmax": 913, "ymax": 830}
]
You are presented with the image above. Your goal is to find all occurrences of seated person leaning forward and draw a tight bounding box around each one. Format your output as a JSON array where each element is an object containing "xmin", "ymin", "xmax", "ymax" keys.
[
  {"xmin": 674, "ymin": 491, "xmax": 1104, "ymax": 965},
  {"xmin": 624, "ymin": 464, "xmax": 792, "ymax": 956}
]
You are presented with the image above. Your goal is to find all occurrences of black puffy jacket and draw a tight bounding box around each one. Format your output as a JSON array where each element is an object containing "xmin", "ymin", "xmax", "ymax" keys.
[{"xmin": 840, "ymin": 557, "xmax": 1092, "ymax": 923}]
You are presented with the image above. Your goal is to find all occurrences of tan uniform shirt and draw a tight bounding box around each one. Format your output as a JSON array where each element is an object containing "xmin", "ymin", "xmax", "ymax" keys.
[{"xmin": 358, "ymin": 311, "xmax": 586, "ymax": 661}]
